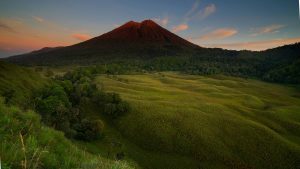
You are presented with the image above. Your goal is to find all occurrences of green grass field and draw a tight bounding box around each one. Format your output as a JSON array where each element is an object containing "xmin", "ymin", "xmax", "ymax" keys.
[
  {"xmin": 1, "ymin": 61, "xmax": 299, "ymax": 169},
  {"xmin": 93, "ymin": 72, "xmax": 300, "ymax": 169}
]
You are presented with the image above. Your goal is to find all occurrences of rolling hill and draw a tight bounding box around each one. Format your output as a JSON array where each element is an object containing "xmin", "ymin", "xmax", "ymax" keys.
[{"xmin": 94, "ymin": 72, "xmax": 300, "ymax": 169}]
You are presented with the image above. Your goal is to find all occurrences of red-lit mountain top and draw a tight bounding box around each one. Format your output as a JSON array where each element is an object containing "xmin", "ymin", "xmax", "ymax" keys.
[
  {"xmin": 6, "ymin": 20, "xmax": 201, "ymax": 65},
  {"xmin": 79, "ymin": 19, "xmax": 197, "ymax": 47}
]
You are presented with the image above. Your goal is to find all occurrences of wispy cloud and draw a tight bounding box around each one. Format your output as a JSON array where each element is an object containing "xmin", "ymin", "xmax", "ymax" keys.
[
  {"xmin": 0, "ymin": 17, "xmax": 79, "ymax": 56},
  {"xmin": 193, "ymin": 28, "xmax": 238, "ymax": 41},
  {"xmin": 184, "ymin": 0, "xmax": 201, "ymax": 22},
  {"xmin": 184, "ymin": 1, "xmax": 216, "ymax": 22},
  {"xmin": 251, "ymin": 24, "xmax": 285, "ymax": 36},
  {"xmin": 173, "ymin": 1, "xmax": 216, "ymax": 33},
  {"xmin": 0, "ymin": 22, "xmax": 17, "ymax": 33},
  {"xmin": 195, "ymin": 4, "xmax": 216, "ymax": 20},
  {"xmin": 153, "ymin": 16, "xmax": 169, "ymax": 27},
  {"xmin": 72, "ymin": 33, "xmax": 92, "ymax": 41},
  {"xmin": 172, "ymin": 24, "xmax": 189, "ymax": 33},
  {"xmin": 202, "ymin": 37, "xmax": 300, "ymax": 51},
  {"xmin": 32, "ymin": 16, "xmax": 45, "ymax": 23}
]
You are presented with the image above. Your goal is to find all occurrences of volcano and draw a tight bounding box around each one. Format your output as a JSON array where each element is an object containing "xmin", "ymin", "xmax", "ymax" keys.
[
  {"xmin": 84, "ymin": 20, "xmax": 196, "ymax": 46},
  {"xmin": 7, "ymin": 20, "xmax": 200, "ymax": 65}
]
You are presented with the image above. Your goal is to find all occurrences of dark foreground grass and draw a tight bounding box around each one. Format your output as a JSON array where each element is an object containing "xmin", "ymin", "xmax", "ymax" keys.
[
  {"xmin": 94, "ymin": 72, "xmax": 300, "ymax": 169},
  {"xmin": 0, "ymin": 98, "xmax": 136, "ymax": 169}
]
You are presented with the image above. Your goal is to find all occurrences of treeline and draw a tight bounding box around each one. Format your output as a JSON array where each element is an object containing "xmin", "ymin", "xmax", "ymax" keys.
[
  {"xmin": 10, "ymin": 43, "xmax": 300, "ymax": 84},
  {"xmin": 74, "ymin": 43, "xmax": 299, "ymax": 84},
  {"xmin": 33, "ymin": 67, "xmax": 130, "ymax": 141}
]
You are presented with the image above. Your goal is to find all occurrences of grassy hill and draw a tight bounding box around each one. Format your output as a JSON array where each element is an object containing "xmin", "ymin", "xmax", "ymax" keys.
[
  {"xmin": 94, "ymin": 72, "xmax": 300, "ymax": 169},
  {"xmin": 0, "ymin": 61, "xmax": 49, "ymax": 107}
]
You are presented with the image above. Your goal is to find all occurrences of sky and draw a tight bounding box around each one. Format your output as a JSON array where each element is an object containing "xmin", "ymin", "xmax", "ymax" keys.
[{"xmin": 0, "ymin": 0, "xmax": 300, "ymax": 57}]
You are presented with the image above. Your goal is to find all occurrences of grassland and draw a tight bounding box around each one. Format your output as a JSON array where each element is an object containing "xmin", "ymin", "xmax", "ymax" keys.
[
  {"xmin": 0, "ymin": 61, "xmax": 49, "ymax": 107},
  {"xmin": 94, "ymin": 72, "xmax": 300, "ymax": 169},
  {"xmin": 1, "ymin": 60, "xmax": 300, "ymax": 169}
]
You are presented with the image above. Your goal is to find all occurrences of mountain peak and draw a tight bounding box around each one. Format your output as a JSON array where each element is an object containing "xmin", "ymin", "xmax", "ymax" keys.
[
  {"xmin": 119, "ymin": 20, "xmax": 159, "ymax": 29},
  {"xmin": 141, "ymin": 20, "xmax": 159, "ymax": 27},
  {"xmin": 121, "ymin": 20, "xmax": 140, "ymax": 28},
  {"xmin": 89, "ymin": 19, "xmax": 196, "ymax": 47}
]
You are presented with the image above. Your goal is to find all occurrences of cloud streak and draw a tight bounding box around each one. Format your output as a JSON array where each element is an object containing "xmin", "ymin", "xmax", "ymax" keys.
[
  {"xmin": 184, "ymin": 1, "xmax": 216, "ymax": 22},
  {"xmin": 202, "ymin": 37, "xmax": 300, "ymax": 51},
  {"xmin": 72, "ymin": 33, "xmax": 92, "ymax": 41},
  {"xmin": 172, "ymin": 24, "xmax": 189, "ymax": 33},
  {"xmin": 251, "ymin": 24, "xmax": 285, "ymax": 36},
  {"xmin": 153, "ymin": 16, "xmax": 169, "ymax": 27},
  {"xmin": 32, "ymin": 16, "xmax": 45, "ymax": 23},
  {"xmin": 174, "ymin": 1, "xmax": 216, "ymax": 33},
  {"xmin": 196, "ymin": 4, "xmax": 216, "ymax": 20},
  {"xmin": 194, "ymin": 28, "xmax": 238, "ymax": 41},
  {"xmin": 184, "ymin": 0, "xmax": 201, "ymax": 22},
  {"xmin": 0, "ymin": 22, "xmax": 17, "ymax": 33}
]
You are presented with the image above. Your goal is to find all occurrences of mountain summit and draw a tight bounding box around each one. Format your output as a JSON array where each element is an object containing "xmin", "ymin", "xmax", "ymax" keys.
[
  {"xmin": 7, "ymin": 20, "xmax": 199, "ymax": 65},
  {"xmin": 83, "ymin": 20, "xmax": 196, "ymax": 46}
]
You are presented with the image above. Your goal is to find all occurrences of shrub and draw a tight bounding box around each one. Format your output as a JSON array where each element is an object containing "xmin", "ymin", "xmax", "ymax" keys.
[
  {"xmin": 74, "ymin": 119, "xmax": 104, "ymax": 141},
  {"xmin": 92, "ymin": 91, "xmax": 130, "ymax": 118}
]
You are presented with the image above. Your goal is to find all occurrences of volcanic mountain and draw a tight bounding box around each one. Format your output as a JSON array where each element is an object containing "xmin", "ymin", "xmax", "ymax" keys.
[{"xmin": 7, "ymin": 20, "xmax": 200, "ymax": 65}]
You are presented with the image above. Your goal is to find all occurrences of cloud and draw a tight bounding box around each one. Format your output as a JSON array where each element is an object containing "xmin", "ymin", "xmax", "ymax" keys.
[
  {"xmin": 184, "ymin": 1, "xmax": 216, "ymax": 22},
  {"xmin": 0, "ymin": 17, "xmax": 78, "ymax": 57},
  {"xmin": 32, "ymin": 16, "xmax": 44, "ymax": 23},
  {"xmin": 251, "ymin": 25, "xmax": 285, "ymax": 36},
  {"xmin": 196, "ymin": 4, "xmax": 216, "ymax": 20},
  {"xmin": 201, "ymin": 37, "xmax": 300, "ymax": 51},
  {"xmin": 184, "ymin": 0, "xmax": 201, "ymax": 22},
  {"xmin": 72, "ymin": 33, "xmax": 92, "ymax": 41},
  {"xmin": 194, "ymin": 28, "xmax": 238, "ymax": 41},
  {"xmin": 153, "ymin": 16, "xmax": 169, "ymax": 27},
  {"xmin": 172, "ymin": 24, "xmax": 189, "ymax": 33},
  {"xmin": 0, "ymin": 22, "xmax": 16, "ymax": 33}
]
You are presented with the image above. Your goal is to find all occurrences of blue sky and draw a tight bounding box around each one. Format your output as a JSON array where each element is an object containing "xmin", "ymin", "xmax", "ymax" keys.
[{"xmin": 0, "ymin": 0, "xmax": 299, "ymax": 57}]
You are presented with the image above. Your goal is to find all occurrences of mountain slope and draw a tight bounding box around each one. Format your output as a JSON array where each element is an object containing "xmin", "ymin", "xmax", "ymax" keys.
[{"xmin": 6, "ymin": 20, "xmax": 200, "ymax": 65}]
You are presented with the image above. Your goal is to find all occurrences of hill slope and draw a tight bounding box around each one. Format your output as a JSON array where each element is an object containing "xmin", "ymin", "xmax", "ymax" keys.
[
  {"xmin": 96, "ymin": 72, "xmax": 300, "ymax": 169},
  {"xmin": 0, "ymin": 61, "xmax": 49, "ymax": 106}
]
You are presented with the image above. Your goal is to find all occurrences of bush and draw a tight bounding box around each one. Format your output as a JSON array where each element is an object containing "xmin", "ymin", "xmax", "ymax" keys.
[
  {"xmin": 74, "ymin": 119, "xmax": 104, "ymax": 141},
  {"xmin": 92, "ymin": 92, "xmax": 130, "ymax": 118}
]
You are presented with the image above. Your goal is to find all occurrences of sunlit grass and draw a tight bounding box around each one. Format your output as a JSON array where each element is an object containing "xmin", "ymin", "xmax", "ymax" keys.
[{"xmin": 95, "ymin": 72, "xmax": 300, "ymax": 169}]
